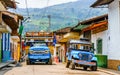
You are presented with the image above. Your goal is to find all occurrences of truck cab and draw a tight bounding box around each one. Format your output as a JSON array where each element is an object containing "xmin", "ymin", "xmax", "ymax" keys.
[
  {"xmin": 26, "ymin": 44, "xmax": 52, "ymax": 65},
  {"xmin": 66, "ymin": 38, "xmax": 97, "ymax": 71}
]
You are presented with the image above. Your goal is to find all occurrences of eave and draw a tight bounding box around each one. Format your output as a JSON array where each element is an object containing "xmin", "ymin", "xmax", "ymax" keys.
[
  {"xmin": 1, "ymin": 11, "xmax": 23, "ymax": 35},
  {"xmin": 1, "ymin": 0, "xmax": 17, "ymax": 9},
  {"xmin": 72, "ymin": 14, "xmax": 108, "ymax": 31},
  {"xmin": 91, "ymin": 0, "xmax": 114, "ymax": 8}
]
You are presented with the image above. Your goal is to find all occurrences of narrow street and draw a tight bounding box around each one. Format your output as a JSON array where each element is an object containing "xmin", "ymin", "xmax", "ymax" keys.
[{"xmin": 3, "ymin": 62, "xmax": 113, "ymax": 75}]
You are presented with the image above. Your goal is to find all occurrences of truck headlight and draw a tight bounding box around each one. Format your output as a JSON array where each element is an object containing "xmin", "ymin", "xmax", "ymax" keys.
[
  {"xmin": 45, "ymin": 50, "xmax": 49, "ymax": 53},
  {"xmin": 29, "ymin": 50, "xmax": 34, "ymax": 54},
  {"xmin": 79, "ymin": 53, "xmax": 82, "ymax": 58},
  {"xmin": 89, "ymin": 54, "xmax": 93, "ymax": 60}
]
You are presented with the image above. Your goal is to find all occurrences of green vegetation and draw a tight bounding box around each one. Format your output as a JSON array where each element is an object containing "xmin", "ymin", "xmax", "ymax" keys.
[{"xmin": 12, "ymin": 0, "xmax": 107, "ymax": 35}]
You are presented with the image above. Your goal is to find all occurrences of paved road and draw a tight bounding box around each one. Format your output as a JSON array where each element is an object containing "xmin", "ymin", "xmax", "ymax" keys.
[{"xmin": 4, "ymin": 62, "xmax": 116, "ymax": 75}]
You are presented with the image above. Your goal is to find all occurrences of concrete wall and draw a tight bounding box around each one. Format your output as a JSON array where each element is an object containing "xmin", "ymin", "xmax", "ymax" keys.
[
  {"xmin": 91, "ymin": 30, "xmax": 108, "ymax": 55},
  {"xmin": 108, "ymin": 0, "xmax": 120, "ymax": 60},
  {"xmin": 108, "ymin": 0, "xmax": 120, "ymax": 70}
]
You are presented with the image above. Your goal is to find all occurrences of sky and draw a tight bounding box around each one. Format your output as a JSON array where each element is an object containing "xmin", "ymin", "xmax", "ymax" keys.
[{"xmin": 16, "ymin": 0, "xmax": 78, "ymax": 8}]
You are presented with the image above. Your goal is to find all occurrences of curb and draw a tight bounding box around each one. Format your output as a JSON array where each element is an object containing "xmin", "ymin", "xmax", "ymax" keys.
[
  {"xmin": 98, "ymin": 68, "xmax": 120, "ymax": 75},
  {"xmin": 0, "ymin": 61, "xmax": 15, "ymax": 69}
]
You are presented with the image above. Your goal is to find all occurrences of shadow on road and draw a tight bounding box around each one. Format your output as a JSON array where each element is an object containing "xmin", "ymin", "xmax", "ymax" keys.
[{"xmin": 27, "ymin": 63, "xmax": 56, "ymax": 65}]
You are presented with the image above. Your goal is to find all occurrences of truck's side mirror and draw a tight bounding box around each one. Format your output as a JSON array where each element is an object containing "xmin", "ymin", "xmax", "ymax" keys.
[
  {"xmin": 90, "ymin": 47, "xmax": 95, "ymax": 53},
  {"xmin": 66, "ymin": 52, "xmax": 68, "ymax": 57}
]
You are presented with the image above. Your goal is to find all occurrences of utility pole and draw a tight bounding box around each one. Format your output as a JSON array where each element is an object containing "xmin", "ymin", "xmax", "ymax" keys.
[
  {"xmin": 19, "ymin": 17, "xmax": 30, "ymax": 62},
  {"xmin": 47, "ymin": 15, "xmax": 51, "ymax": 32}
]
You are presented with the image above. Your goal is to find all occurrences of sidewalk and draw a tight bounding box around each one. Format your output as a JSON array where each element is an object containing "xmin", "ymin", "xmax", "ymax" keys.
[
  {"xmin": 98, "ymin": 67, "xmax": 120, "ymax": 75},
  {"xmin": 0, "ymin": 60, "xmax": 15, "ymax": 69}
]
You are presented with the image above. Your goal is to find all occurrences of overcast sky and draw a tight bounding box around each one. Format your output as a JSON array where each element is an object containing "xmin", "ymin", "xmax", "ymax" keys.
[{"xmin": 16, "ymin": 0, "xmax": 78, "ymax": 8}]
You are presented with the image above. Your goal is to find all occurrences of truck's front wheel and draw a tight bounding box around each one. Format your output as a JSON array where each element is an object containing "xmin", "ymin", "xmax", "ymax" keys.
[
  {"xmin": 91, "ymin": 66, "xmax": 97, "ymax": 71},
  {"xmin": 83, "ymin": 66, "xmax": 88, "ymax": 70},
  {"xmin": 66, "ymin": 60, "xmax": 70, "ymax": 68},
  {"xmin": 69, "ymin": 60, "xmax": 75, "ymax": 70},
  {"xmin": 48, "ymin": 59, "xmax": 52, "ymax": 65},
  {"xmin": 91, "ymin": 61, "xmax": 97, "ymax": 71},
  {"xmin": 26, "ymin": 60, "xmax": 30, "ymax": 65}
]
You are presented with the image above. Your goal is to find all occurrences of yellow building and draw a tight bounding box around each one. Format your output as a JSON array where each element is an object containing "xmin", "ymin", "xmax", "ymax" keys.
[{"xmin": 54, "ymin": 27, "xmax": 80, "ymax": 62}]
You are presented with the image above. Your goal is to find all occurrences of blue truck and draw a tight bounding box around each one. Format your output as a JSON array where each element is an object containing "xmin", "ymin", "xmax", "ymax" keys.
[
  {"xmin": 66, "ymin": 38, "xmax": 97, "ymax": 71},
  {"xmin": 26, "ymin": 45, "xmax": 52, "ymax": 65}
]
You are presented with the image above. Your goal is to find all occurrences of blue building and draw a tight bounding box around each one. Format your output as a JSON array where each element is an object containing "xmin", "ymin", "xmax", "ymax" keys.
[{"xmin": 2, "ymin": 33, "xmax": 11, "ymax": 62}]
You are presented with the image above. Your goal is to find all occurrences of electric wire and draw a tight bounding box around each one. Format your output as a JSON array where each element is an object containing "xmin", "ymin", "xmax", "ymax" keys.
[{"xmin": 25, "ymin": 0, "xmax": 29, "ymax": 17}]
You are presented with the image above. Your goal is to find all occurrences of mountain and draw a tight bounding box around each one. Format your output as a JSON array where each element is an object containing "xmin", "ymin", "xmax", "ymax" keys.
[{"xmin": 10, "ymin": 0, "xmax": 108, "ymax": 35}]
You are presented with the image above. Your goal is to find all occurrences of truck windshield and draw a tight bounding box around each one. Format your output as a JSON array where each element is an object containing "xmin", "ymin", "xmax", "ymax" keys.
[{"xmin": 70, "ymin": 44, "xmax": 90, "ymax": 51}]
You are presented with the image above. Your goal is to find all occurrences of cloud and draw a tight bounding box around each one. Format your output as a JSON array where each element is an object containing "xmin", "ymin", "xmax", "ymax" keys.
[{"xmin": 16, "ymin": 0, "xmax": 78, "ymax": 8}]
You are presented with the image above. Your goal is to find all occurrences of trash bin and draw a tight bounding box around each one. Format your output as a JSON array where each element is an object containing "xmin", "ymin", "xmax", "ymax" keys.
[{"xmin": 95, "ymin": 55, "xmax": 108, "ymax": 68}]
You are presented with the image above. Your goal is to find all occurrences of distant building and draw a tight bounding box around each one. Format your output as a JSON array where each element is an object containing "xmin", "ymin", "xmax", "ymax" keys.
[{"xmin": 54, "ymin": 27, "xmax": 80, "ymax": 62}]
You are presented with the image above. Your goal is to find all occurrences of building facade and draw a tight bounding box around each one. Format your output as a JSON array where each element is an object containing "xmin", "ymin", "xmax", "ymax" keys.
[
  {"xmin": 91, "ymin": 0, "xmax": 120, "ymax": 70},
  {"xmin": 0, "ymin": 0, "xmax": 23, "ymax": 62}
]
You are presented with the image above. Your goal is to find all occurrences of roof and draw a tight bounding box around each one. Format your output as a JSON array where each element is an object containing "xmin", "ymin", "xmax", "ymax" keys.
[
  {"xmin": 91, "ymin": 0, "xmax": 114, "ymax": 7},
  {"xmin": 73, "ymin": 14, "xmax": 108, "ymax": 30},
  {"xmin": 54, "ymin": 27, "xmax": 71, "ymax": 34},
  {"xmin": 1, "ymin": 11, "xmax": 23, "ymax": 35},
  {"xmin": 73, "ymin": 25, "xmax": 89, "ymax": 31},
  {"xmin": 1, "ymin": 0, "xmax": 17, "ymax": 9},
  {"xmin": 82, "ymin": 20, "xmax": 108, "ymax": 32},
  {"xmin": 78, "ymin": 14, "xmax": 108, "ymax": 25}
]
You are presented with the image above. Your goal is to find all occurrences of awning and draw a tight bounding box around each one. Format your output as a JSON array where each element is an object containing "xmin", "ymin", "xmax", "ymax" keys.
[
  {"xmin": 59, "ymin": 32, "xmax": 80, "ymax": 43},
  {"xmin": 0, "ymin": 24, "xmax": 11, "ymax": 33},
  {"xmin": 73, "ymin": 25, "xmax": 89, "ymax": 31},
  {"xmin": 0, "ymin": 1, "xmax": 6, "ymax": 11},
  {"xmin": 82, "ymin": 21, "xmax": 108, "ymax": 32},
  {"xmin": 1, "ymin": 0, "xmax": 17, "ymax": 9},
  {"xmin": 1, "ymin": 11, "xmax": 23, "ymax": 35}
]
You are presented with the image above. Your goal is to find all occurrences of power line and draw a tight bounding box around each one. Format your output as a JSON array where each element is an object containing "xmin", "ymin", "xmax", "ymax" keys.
[
  {"xmin": 84, "ymin": 8, "xmax": 92, "ymax": 20},
  {"xmin": 41, "ymin": 0, "xmax": 50, "ymax": 19},
  {"xmin": 25, "ymin": 0, "xmax": 29, "ymax": 17}
]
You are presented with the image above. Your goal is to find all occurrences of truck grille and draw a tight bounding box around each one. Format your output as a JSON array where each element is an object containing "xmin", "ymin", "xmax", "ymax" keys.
[
  {"xmin": 33, "ymin": 51, "xmax": 45, "ymax": 54},
  {"xmin": 81, "ymin": 54, "xmax": 89, "ymax": 61}
]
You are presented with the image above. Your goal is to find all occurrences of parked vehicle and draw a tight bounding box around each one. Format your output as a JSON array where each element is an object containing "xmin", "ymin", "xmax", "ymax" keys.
[
  {"xmin": 26, "ymin": 45, "xmax": 52, "ymax": 65},
  {"xmin": 66, "ymin": 38, "xmax": 97, "ymax": 71}
]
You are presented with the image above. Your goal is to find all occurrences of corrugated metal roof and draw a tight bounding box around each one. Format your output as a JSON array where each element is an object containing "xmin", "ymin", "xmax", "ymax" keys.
[
  {"xmin": 73, "ymin": 25, "xmax": 89, "ymax": 30},
  {"xmin": 72, "ymin": 14, "xmax": 108, "ymax": 31}
]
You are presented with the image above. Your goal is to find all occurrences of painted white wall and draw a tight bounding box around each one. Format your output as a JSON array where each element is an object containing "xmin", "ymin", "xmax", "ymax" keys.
[
  {"xmin": 108, "ymin": 0, "xmax": 120, "ymax": 60},
  {"xmin": 91, "ymin": 30, "xmax": 108, "ymax": 55}
]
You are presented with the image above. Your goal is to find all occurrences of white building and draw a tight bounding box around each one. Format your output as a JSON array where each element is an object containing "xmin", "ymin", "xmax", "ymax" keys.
[{"xmin": 91, "ymin": 0, "xmax": 120, "ymax": 70}]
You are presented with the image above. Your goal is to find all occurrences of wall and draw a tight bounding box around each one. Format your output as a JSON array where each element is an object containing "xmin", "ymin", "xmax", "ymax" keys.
[
  {"xmin": 108, "ymin": 0, "xmax": 120, "ymax": 70},
  {"xmin": 108, "ymin": 0, "xmax": 120, "ymax": 60},
  {"xmin": 91, "ymin": 30, "xmax": 108, "ymax": 55},
  {"xmin": 10, "ymin": 38, "xmax": 19, "ymax": 61},
  {"xmin": 2, "ymin": 33, "xmax": 11, "ymax": 62}
]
